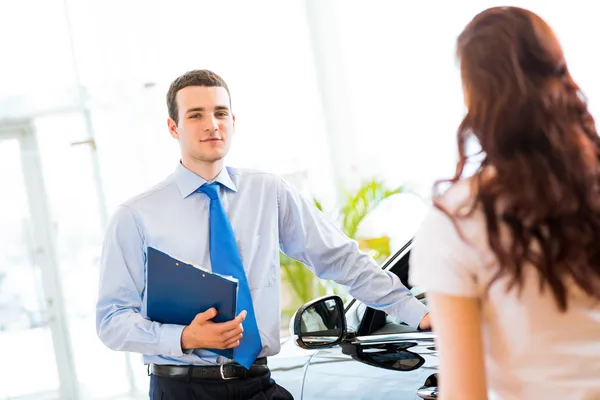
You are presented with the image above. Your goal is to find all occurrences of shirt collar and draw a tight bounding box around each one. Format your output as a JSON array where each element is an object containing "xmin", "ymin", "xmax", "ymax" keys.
[{"xmin": 174, "ymin": 162, "xmax": 238, "ymax": 198}]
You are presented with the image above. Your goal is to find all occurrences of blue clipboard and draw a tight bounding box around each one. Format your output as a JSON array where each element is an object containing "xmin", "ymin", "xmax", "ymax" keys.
[{"xmin": 146, "ymin": 247, "xmax": 238, "ymax": 359}]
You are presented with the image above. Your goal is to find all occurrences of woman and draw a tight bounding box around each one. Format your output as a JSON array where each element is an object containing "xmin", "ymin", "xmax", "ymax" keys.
[{"xmin": 409, "ymin": 6, "xmax": 600, "ymax": 400}]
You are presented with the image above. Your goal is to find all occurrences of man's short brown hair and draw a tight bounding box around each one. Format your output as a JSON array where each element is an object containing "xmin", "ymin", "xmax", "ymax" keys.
[{"xmin": 166, "ymin": 69, "xmax": 231, "ymax": 124}]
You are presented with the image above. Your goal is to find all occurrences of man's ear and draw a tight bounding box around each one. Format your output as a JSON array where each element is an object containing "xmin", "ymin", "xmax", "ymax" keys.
[
  {"xmin": 168, "ymin": 118, "xmax": 179, "ymax": 139},
  {"xmin": 232, "ymin": 113, "xmax": 236, "ymax": 128}
]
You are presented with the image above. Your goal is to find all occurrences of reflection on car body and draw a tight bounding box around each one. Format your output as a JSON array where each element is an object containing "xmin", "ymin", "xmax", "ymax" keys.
[{"xmin": 269, "ymin": 241, "xmax": 439, "ymax": 399}]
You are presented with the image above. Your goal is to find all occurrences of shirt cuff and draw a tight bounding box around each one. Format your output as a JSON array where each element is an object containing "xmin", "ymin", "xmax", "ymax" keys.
[
  {"xmin": 158, "ymin": 324, "xmax": 186, "ymax": 358},
  {"xmin": 391, "ymin": 296, "xmax": 429, "ymax": 330}
]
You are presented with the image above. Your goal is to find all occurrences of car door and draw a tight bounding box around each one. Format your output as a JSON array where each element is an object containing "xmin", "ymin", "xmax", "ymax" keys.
[
  {"xmin": 270, "ymin": 241, "xmax": 439, "ymax": 398},
  {"xmin": 300, "ymin": 242, "xmax": 438, "ymax": 399},
  {"xmin": 301, "ymin": 329, "xmax": 437, "ymax": 399}
]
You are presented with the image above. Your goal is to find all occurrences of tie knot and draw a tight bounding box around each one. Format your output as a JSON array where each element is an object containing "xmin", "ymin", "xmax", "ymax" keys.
[{"xmin": 197, "ymin": 183, "xmax": 220, "ymax": 200}]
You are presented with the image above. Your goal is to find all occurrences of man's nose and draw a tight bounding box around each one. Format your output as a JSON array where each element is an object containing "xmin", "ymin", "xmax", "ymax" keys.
[{"xmin": 204, "ymin": 115, "xmax": 219, "ymax": 133}]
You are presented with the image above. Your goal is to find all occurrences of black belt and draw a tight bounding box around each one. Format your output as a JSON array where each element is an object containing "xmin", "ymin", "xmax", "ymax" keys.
[{"xmin": 150, "ymin": 358, "xmax": 269, "ymax": 380}]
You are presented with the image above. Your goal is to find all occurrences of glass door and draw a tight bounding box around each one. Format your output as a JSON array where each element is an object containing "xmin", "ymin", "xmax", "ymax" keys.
[
  {"xmin": 33, "ymin": 112, "xmax": 140, "ymax": 399},
  {"xmin": 0, "ymin": 120, "xmax": 79, "ymax": 400}
]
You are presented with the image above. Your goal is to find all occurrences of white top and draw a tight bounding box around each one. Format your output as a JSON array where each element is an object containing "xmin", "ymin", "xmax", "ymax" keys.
[{"xmin": 409, "ymin": 180, "xmax": 600, "ymax": 400}]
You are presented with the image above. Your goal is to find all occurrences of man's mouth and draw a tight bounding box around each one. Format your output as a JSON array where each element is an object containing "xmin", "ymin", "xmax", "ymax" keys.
[{"xmin": 201, "ymin": 138, "xmax": 222, "ymax": 142}]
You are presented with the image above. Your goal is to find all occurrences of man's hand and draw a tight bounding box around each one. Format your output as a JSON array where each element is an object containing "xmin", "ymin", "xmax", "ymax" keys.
[
  {"xmin": 180, "ymin": 308, "xmax": 246, "ymax": 351},
  {"xmin": 418, "ymin": 313, "xmax": 432, "ymax": 331}
]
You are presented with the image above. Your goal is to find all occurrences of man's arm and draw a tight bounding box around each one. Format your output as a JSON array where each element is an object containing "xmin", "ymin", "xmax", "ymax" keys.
[
  {"xmin": 95, "ymin": 205, "xmax": 185, "ymax": 357},
  {"xmin": 276, "ymin": 178, "xmax": 429, "ymax": 329}
]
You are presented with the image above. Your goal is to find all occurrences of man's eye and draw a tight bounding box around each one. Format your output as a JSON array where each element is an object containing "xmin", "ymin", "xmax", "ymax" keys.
[
  {"xmin": 189, "ymin": 114, "xmax": 201, "ymax": 119},
  {"xmin": 216, "ymin": 112, "xmax": 228, "ymax": 117}
]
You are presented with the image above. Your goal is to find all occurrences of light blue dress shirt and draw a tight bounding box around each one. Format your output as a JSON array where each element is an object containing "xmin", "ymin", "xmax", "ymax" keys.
[{"xmin": 96, "ymin": 163, "xmax": 428, "ymax": 366}]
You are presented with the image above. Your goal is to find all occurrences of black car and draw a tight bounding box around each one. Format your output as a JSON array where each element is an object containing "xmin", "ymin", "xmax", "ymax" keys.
[{"xmin": 269, "ymin": 241, "xmax": 438, "ymax": 399}]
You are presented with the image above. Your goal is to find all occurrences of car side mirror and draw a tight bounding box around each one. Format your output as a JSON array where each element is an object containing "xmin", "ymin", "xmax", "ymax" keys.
[{"xmin": 292, "ymin": 295, "xmax": 346, "ymax": 349}]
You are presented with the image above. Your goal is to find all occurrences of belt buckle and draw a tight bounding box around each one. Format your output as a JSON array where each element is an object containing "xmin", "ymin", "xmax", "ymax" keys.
[{"xmin": 220, "ymin": 363, "xmax": 239, "ymax": 380}]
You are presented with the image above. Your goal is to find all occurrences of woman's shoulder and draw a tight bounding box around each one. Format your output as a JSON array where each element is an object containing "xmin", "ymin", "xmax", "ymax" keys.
[
  {"xmin": 409, "ymin": 177, "xmax": 485, "ymax": 295},
  {"xmin": 429, "ymin": 177, "xmax": 491, "ymax": 252},
  {"xmin": 434, "ymin": 178, "xmax": 478, "ymax": 216}
]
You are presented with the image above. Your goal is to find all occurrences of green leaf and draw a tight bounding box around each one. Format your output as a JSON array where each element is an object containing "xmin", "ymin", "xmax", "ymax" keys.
[
  {"xmin": 314, "ymin": 199, "xmax": 323, "ymax": 211},
  {"xmin": 341, "ymin": 179, "xmax": 405, "ymax": 238},
  {"xmin": 358, "ymin": 236, "xmax": 391, "ymax": 263}
]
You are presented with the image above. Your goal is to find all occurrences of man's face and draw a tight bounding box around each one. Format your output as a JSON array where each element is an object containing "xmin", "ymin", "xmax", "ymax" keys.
[{"xmin": 168, "ymin": 86, "xmax": 235, "ymax": 164}]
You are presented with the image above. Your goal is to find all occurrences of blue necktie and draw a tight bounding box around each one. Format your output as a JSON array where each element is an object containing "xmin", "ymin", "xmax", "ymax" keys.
[{"xmin": 197, "ymin": 183, "xmax": 262, "ymax": 369}]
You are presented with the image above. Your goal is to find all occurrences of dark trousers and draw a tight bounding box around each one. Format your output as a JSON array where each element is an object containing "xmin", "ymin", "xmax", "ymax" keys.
[{"xmin": 149, "ymin": 371, "xmax": 294, "ymax": 400}]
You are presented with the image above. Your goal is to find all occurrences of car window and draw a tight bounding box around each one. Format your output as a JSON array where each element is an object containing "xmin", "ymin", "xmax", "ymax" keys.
[{"xmin": 347, "ymin": 247, "xmax": 428, "ymax": 336}]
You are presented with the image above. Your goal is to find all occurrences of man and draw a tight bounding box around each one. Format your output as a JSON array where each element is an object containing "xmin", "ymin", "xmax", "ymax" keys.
[{"xmin": 96, "ymin": 69, "xmax": 430, "ymax": 400}]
